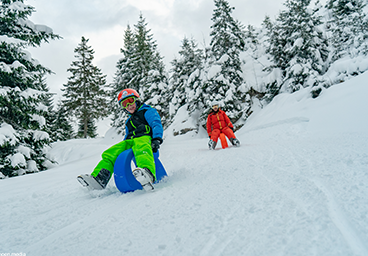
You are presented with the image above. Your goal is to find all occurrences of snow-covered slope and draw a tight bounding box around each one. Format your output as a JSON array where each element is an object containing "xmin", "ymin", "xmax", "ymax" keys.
[{"xmin": 1, "ymin": 72, "xmax": 368, "ymax": 256}]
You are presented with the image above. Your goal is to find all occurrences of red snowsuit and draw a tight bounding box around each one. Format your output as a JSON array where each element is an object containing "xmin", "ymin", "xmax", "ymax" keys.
[{"xmin": 206, "ymin": 109, "xmax": 236, "ymax": 143}]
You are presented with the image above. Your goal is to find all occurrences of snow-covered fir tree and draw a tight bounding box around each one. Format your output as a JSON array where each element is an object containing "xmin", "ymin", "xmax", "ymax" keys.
[
  {"xmin": 267, "ymin": 0, "xmax": 329, "ymax": 93},
  {"xmin": 326, "ymin": 0, "xmax": 368, "ymax": 60},
  {"xmin": 258, "ymin": 15, "xmax": 284, "ymax": 102},
  {"xmin": 169, "ymin": 37, "xmax": 204, "ymax": 124},
  {"xmin": 323, "ymin": 0, "xmax": 368, "ymax": 85},
  {"xmin": 34, "ymin": 76, "xmax": 54, "ymax": 136},
  {"xmin": 110, "ymin": 15, "xmax": 169, "ymax": 131},
  {"xmin": 244, "ymin": 25, "xmax": 258, "ymax": 48},
  {"xmin": 0, "ymin": 0, "xmax": 59, "ymax": 178},
  {"xmin": 202, "ymin": 0, "xmax": 247, "ymax": 126},
  {"xmin": 77, "ymin": 118, "xmax": 97, "ymax": 138},
  {"xmin": 61, "ymin": 36, "xmax": 108, "ymax": 138},
  {"xmin": 132, "ymin": 14, "xmax": 169, "ymax": 127},
  {"xmin": 110, "ymin": 24, "xmax": 136, "ymax": 134},
  {"xmin": 240, "ymin": 24, "xmax": 269, "ymax": 111},
  {"xmin": 49, "ymin": 101, "xmax": 74, "ymax": 141}
]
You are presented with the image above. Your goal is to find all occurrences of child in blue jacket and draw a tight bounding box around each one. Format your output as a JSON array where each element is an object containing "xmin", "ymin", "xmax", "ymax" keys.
[{"xmin": 78, "ymin": 88, "xmax": 163, "ymax": 191}]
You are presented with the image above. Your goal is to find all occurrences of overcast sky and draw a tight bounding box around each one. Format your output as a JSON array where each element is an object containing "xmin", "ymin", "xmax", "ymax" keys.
[{"xmin": 25, "ymin": 0, "xmax": 297, "ymax": 100}]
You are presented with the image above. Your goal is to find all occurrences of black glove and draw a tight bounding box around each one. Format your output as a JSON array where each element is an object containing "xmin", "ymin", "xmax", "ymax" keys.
[{"xmin": 151, "ymin": 138, "xmax": 162, "ymax": 153}]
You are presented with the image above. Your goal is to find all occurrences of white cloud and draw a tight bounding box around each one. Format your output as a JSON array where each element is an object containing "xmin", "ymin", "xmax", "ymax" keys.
[{"xmin": 126, "ymin": 0, "xmax": 175, "ymax": 16}]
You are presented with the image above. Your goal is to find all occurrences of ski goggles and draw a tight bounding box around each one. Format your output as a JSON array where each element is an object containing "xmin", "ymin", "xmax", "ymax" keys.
[
  {"xmin": 120, "ymin": 96, "xmax": 136, "ymax": 108},
  {"xmin": 212, "ymin": 105, "xmax": 219, "ymax": 109}
]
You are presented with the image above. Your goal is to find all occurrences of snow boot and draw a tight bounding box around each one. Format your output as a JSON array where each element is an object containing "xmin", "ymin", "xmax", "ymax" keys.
[
  {"xmin": 230, "ymin": 138, "xmax": 240, "ymax": 147},
  {"xmin": 208, "ymin": 140, "xmax": 217, "ymax": 150},
  {"xmin": 132, "ymin": 167, "xmax": 155, "ymax": 191},
  {"xmin": 77, "ymin": 168, "xmax": 111, "ymax": 190}
]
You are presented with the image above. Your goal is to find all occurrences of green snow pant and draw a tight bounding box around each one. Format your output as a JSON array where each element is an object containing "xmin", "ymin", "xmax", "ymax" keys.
[{"xmin": 91, "ymin": 136, "xmax": 155, "ymax": 181}]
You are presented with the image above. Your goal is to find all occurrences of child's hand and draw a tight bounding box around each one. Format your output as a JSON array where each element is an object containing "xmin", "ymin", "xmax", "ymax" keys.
[{"xmin": 151, "ymin": 138, "xmax": 162, "ymax": 153}]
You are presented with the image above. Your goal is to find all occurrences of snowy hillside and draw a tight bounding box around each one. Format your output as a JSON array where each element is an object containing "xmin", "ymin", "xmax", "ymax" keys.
[{"xmin": 1, "ymin": 72, "xmax": 368, "ymax": 256}]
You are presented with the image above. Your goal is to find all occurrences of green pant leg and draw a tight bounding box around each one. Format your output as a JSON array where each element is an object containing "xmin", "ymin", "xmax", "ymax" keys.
[
  {"xmin": 132, "ymin": 136, "xmax": 156, "ymax": 179},
  {"xmin": 91, "ymin": 139, "xmax": 134, "ymax": 177}
]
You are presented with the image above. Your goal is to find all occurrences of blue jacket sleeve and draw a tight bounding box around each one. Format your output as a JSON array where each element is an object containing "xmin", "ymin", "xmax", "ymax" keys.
[{"xmin": 144, "ymin": 107, "xmax": 163, "ymax": 140}]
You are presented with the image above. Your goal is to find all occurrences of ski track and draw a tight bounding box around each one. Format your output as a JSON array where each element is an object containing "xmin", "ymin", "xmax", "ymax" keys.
[{"xmin": 1, "ymin": 124, "xmax": 368, "ymax": 255}]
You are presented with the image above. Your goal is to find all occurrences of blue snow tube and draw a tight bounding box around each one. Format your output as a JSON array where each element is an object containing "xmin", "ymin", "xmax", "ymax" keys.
[{"xmin": 113, "ymin": 149, "xmax": 167, "ymax": 193}]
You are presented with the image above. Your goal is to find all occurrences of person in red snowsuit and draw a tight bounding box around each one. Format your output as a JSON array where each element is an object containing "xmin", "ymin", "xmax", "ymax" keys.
[{"xmin": 206, "ymin": 102, "xmax": 240, "ymax": 150}]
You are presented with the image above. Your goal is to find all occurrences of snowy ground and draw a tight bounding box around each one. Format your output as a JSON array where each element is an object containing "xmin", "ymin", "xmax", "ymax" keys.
[{"xmin": 1, "ymin": 72, "xmax": 368, "ymax": 256}]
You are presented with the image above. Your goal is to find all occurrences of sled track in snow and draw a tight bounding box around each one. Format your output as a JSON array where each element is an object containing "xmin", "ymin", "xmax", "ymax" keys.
[
  {"xmin": 271, "ymin": 139, "xmax": 368, "ymax": 256},
  {"xmin": 310, "ymin": 178, "xmax": 368, "ymax": 256},
  {"xmin": 243, "ymin": 134, "xmax": 368, "ymax": 256}
]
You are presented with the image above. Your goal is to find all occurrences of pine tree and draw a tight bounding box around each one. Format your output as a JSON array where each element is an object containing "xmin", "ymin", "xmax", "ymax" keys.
[
  {"xmin": 210, "ymin": 0, "xmax": 245, "ymax": 60},
  {"xmin": 110, "ymin": 15, "xmax": 170, "ymax": 130},
  {"xmin": 240, "ymin": 24, "xmax": 270, "ymax": 112},
  {"xmin": 169, "ymin": 37, "xmax": 204, "ymax": 120},
  {"xmin": 322, "ymin": 0, "xmax": 368, "ymax": 86},
  {"xmin": 77, "ymin": 118, "xmax": 96, "ymax": 138},
  {"xmin": 326, "ymin": 0, "xmax": 368, "ymax": 61},
  {"xmin": 131, "ymin": 14, "xmax": 169, "ymax": 126},
  {"xmin": 0, "ymin": 0, "xmax": 60, "ymax": 178},
  {"xmin": 110, "ymin": 25, "xmax": 136, "ymax": 134},
  {"xmin": 50, "ymin": 101, "xmax": 74, "ymax": 141},
  {"xmin": 36, "ymin": 76, "xmax": 56, "ymax": 140},
  {"xmin": 260, "ymin": 16, "xmax": 283, "ymax": 102},
  {"xmin": 267, "ymin": 0, "xmax": 328, "ymax": 93},
  {"xmin": 244, "ymin": 24, "xmax": 258, "ymax": 47},
  {"xmin": 62, "ymin": 36, "xmax": 108, "ymax": 138},
  {"xmin": 202, "ymin": 0, "xmax": 246, "ymax": 124}
]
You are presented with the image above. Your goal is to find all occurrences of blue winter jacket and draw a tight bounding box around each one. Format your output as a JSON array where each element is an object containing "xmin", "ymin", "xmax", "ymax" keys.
[{"xmin": 124, "ymin": 103, "xmax": 163, "ymax": 141}]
